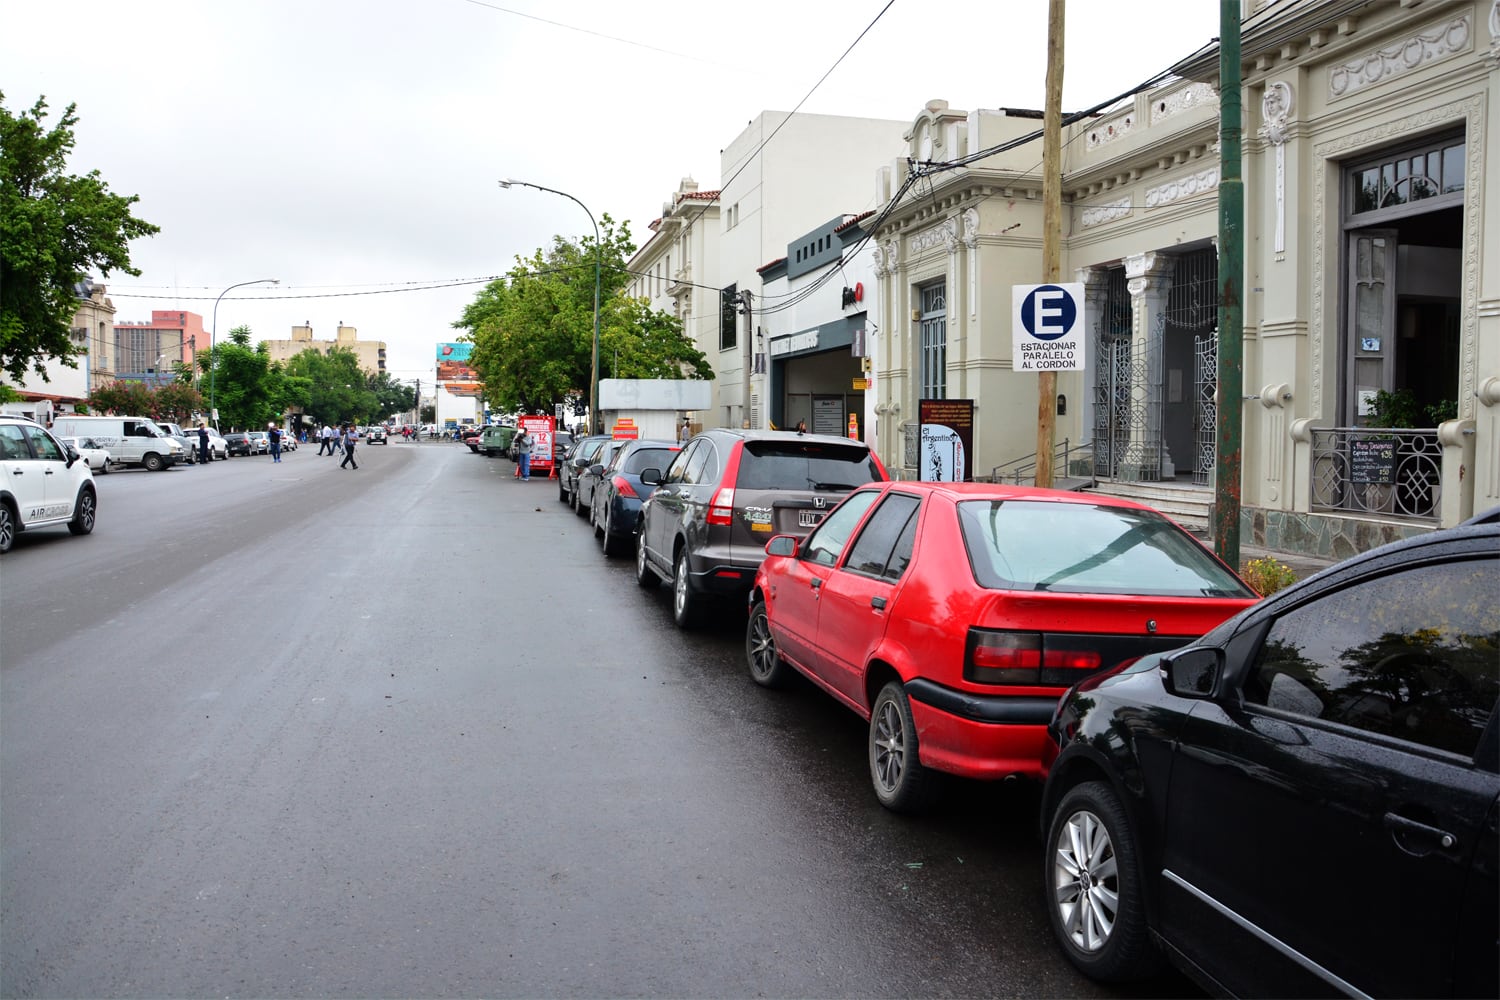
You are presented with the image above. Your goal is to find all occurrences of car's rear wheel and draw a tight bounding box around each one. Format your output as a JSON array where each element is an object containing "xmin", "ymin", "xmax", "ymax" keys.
[
  {"xmin": 143, "ymin": 452, "xmax": 164, "ymax": 472},
  {"xmin": 635, "ymin": 531, "xmax": 660, "ymax": 588},
  {"xmin": 746, "ymin": 600, "xmax": 792, "ymax": 688},
  {"xmin": 672, "ymin": 549, "xmax": 705, "ymax": 629},
  {"xmin": 600, "ymin": 508, "xmax": 623, "ymax": 557},
  {"xmin": 98, "ymin": 459, "xmax": 109, "ymax": 474},
  {"xmin": 1045, "ymin": 781, "xmax": 1159, "ymax": 982},
  {"xmin": 68, "ymin": 486, "xmax": 97, "ymax": 536},
  {"xmin": 558, "ymin": 477, "xmax": 568, "ymax": 503},
  {"xmin": 869, "ymin": 682, "xmax": 936, "ymax": 813},
  {"xmin": 574, "ymin": 487, "xmax": 589, "ymax": 518},
  {"xmin": 0, "ymin": 501, "xmax": 15, "ymax": 553}
]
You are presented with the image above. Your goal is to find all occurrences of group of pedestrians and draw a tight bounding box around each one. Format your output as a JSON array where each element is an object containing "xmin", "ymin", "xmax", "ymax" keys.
[{"xmin": 315, "ymin": 423, "xmax": 360, "ymax": 469}]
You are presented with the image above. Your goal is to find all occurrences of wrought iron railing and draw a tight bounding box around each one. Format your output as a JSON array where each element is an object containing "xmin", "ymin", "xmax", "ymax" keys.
[
  {"xmin": 1310, "ymin": 426, "xmax": 1441, "ymax": 522},
  {"xmin": 990, "ymin": 439, "xmax": 1093, "ymax": 485},
  {"xmin": 901, "ymin": 421, "xmax": 920, "ymax": 470}
]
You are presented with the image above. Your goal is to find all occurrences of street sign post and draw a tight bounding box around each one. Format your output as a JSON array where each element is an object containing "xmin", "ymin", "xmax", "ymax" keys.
[{"xmin": 1012, "ymin": 283, "xmax": 1086, "ymax": 372}]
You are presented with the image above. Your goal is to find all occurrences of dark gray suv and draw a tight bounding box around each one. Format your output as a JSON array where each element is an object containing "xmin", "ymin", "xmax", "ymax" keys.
[{"xmin": 634, "ymin": 428, "xmax": 888, "ymax": 628}]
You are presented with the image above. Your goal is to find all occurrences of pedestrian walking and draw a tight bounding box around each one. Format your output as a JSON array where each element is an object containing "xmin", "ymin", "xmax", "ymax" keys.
[
  {"xmin": 268, "ymin": 422, "xmax": 283, "ymax": 463},
  {"xmin": 678, "ymin": 417, "xmax": 692, "ymax": 444},
  {"xmin": 513, "ymin": 426, "xmax": 532, "ymax": 481},
  {"xmin": 340, "ymin": 424, "xmax": 359, "ymax": 469},
  {"xmin": 197, "ymin": 422, "xmax": 211, "ymax": 465},
  {"xmin": 317, "ymin": 424, "xmax": 332, "ymax": 456}
]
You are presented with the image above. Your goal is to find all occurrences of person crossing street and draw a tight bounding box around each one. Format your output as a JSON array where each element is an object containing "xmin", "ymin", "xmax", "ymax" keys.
[{"xmin": 340, "ymin": 424, "xmax": 359, "ymax": 469}]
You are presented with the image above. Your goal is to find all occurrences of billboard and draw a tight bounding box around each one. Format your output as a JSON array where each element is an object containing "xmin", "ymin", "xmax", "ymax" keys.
[
  {"xmin": 436, "ymin": 342, "xmax": 473, "ymax": 362},
  {"xmin": 435, "ymin": 342, "xmax": 478, "ymax": 383}
]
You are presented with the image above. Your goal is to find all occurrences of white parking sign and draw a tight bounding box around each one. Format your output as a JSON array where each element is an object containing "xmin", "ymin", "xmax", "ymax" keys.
[{"xmin": 1012, "ymin": 283, "xmax": 1086, "ymax": 372}]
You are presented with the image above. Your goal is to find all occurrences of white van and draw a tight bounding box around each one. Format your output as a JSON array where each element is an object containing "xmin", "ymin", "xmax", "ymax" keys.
[{"xmin": 49, "ymin": 415, "xmax": 185, "ymax": 471}]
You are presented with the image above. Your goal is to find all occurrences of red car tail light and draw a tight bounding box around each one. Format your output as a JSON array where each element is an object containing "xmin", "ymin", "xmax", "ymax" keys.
[
  {"xmin": 612, "ymin": 475, "xmax": 638, "ymax": 499},
  {"xmin": 707, "ymin": 486, "xmax": 736, "ymax": 526},
  {"xmin": 965, "ymin": 629, "xmax": 1109, "ymax": 686},
  {"xmin": 966, "ymin": 631, "xmax": 1044, "ymax": 684}
]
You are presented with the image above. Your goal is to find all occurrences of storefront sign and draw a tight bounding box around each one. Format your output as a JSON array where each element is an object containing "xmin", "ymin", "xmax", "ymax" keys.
[
  {"xmin": 1350, "ymin": 437, "xmax": 1397, "ymax": 484},
  {"xmin": 918, "ymin": 399, "xmax": 975, "ymax": 482}
]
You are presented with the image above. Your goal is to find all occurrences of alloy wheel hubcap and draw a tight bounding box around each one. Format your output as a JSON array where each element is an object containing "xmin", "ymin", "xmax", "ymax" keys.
[
  {"xmin": 872, "ymin": 701, "xmax": 904, "ymax": 791},
  {"xmin": 1054, "ymin": 809, "xmax": 1119, "ymax": 953}
]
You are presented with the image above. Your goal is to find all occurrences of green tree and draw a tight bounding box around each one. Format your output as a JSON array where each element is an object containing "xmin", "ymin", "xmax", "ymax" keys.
[
  {"xmin": 0, "ymin": 93, "xmax": 159, "ymax": 384},
  {"xmin": 282, "ymin": 347, "xmax": 377, "ymax": 426},
  {"xmin": 209, "ymin": 326, "xmax": 283, "ymax": 430},
  {"xmin": 87, "ymin": 380, "xmax": 154, "ymax": 416},
  {"xmin": 367, "ymin": 371, "xmax": 416, "ymax": 420},
  {"xmin": 455, "ymin": 215, "xmax": 710, "ymax": 415},
  {"xmin": 152, "ymin": 382, "xmax": 204, "ymax": 423}
]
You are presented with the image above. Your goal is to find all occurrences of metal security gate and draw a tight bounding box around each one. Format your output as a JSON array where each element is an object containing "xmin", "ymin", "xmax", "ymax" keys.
[
  {"xmin": 1194, "ymin": 334, "xmax": 1217, "ymax": 486},
  {"xmin": 1092, "ymin": 268, "xmax": 1133, "ymax": 479}
]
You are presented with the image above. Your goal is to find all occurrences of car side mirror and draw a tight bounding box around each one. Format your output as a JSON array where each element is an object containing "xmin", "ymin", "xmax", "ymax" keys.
[
  {"xmin": 640, "ymin": 468, "xmax": 662, "ymax": 486},
  {"xmin": 765, "ymin": 535, "xmax": 799, "ymax": 557},
  {"xmin": 64, "ymin": 443, "xmax": 80, "ymax": 466},
  {"xmin": 1160, "ymin": 646, "xmax": 1223, "ymax": 699}
]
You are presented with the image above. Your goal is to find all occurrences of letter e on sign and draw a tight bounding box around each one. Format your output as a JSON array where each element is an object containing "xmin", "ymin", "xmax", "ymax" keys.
[{"xmin": 1012, "ymin": 283, "xmax": 1086, "ymax": 372}]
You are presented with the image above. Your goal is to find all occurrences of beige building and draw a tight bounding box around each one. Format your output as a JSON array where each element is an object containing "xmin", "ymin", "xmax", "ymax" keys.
[
  {"xmin": 870, "ymin": 0, "xmax": 1498, "ymax": 558},
  {"xmin": 2, "ymin": 281, "xmax": 120, "ymax": 423},
  {"xmin": 263, "ymin": 322, "xmax": 387, "ymax": 376},
  {"xmin": 625, "ymin": 177, "xmax": 721, "ymax": 429}
]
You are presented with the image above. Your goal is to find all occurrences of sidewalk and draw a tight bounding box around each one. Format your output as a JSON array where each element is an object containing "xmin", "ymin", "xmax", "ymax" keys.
[{"xmin": 1237, "ymin": 541, "xmax": 1339, "ymax": 583}]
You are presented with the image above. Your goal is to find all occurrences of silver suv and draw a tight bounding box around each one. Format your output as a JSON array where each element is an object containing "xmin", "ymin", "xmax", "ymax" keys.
[{"xmin": 0, "ymin": 415, "xmax": 98, "ymax": 554}]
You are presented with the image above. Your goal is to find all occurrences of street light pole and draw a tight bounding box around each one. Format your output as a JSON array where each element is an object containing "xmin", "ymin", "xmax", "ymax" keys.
[
  {"xmin": 498, "ymin": 179, "xmax": 602, "ymax": 434},
  {"xmin": 210, "ymin": 277, "xmax": 279, "ymax": 425}
]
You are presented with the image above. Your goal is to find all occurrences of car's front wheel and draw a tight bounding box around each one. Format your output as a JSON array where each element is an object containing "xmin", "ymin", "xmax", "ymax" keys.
[
  {"xmin": 869, "ymin": 682, "xmax": 935, "ymax": 813},
  {"xmin": 68, "ymin": 486, "xmax": 97, "ymax": 536},
  {"xmin": 142, "ymin": 452, "xmax": 164, "ymax": 472},
  {"xmin": 746, "ymin": 600, "xmax": 792, "ymax": 688},
  {"xmin": 1045, "ymin": 781, "xmax": 1159, "ymax": 982}
]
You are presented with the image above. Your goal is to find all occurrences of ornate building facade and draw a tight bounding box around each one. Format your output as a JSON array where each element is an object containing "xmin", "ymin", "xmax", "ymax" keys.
[{"xmin": 870, "ymin": 0, "xmax": 1499, "ymax": 557}]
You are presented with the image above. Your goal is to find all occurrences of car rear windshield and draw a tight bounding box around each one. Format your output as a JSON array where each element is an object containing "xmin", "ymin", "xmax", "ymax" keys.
[
  {"xmin": 623, "ymin": 448, "xmax": 675, "ymax": 475},
  {"xmin": 956, "ymin": 500, "xmax": 1254, "ymax": 598},
  {"xmin": 735, "ymin": 440, "xmax": 883, "ymax": 491}
]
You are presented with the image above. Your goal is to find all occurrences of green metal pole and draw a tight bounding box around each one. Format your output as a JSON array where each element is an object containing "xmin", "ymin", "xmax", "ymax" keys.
[{"xmin": 1214, "ymin": 0, "xmax": 1243, "ymax": 569}]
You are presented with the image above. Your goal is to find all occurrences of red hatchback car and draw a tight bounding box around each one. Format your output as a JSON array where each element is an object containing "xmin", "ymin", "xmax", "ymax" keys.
[{"xmin": 746, "ymin": 482, "xmax": 1258, "ymax": 812}]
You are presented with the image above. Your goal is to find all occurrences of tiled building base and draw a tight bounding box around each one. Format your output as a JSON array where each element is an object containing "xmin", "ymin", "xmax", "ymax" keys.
[{"xmin": 1242, "ymin": 506, "xmax": 1434, "ymax": 562}]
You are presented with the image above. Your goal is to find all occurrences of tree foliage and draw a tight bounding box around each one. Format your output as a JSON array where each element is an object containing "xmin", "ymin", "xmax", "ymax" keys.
[
  {"xmin": 0, "ymin": 93, "xmax": 159, "ymax": 384},
  {"xmin": 279, "ymin": 349, "xmax": 415, "ymax": 427},
  {"xmin": 455, "ymin": 215, "xmax": 711, "ymax": 416},
  {"xmin": 209, "ymin": 326, "xmax": 284, "ymax": 431}
]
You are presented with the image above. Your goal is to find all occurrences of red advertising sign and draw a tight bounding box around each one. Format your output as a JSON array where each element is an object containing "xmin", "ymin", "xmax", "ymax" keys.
[
  {"xmin": 520, "ymin": 415, "xmax": 556, "ymax": 473},
  {"xmin": 611, "ymin": 418, "xmax": 639, "ymax": 440}
]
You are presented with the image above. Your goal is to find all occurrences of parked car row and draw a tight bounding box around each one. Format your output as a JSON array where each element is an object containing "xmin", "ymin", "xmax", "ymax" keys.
[{"xmin": 545, "ymin": 422, "xmax": 1500, "ymax": 998}]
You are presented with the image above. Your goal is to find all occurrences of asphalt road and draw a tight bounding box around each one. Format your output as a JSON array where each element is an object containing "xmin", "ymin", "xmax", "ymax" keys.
[{"xmin": 0, "ymin": 440, "xmax": 1196, "ymax": 998}]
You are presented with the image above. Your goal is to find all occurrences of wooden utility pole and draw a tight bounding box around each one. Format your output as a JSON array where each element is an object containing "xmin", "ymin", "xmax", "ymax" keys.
[{"xmin": 1035, "ymin": 0, "xmax": 1065, "ymax": 488}]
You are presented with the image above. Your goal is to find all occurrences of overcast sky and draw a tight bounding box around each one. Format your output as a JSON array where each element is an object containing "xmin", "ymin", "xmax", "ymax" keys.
[{"xmin": 4, "ymin": 0, "xmax": 1220, "ymax": 385}]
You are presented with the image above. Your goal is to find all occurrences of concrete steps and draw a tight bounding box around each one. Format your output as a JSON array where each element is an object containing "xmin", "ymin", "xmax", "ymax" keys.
[{"xmin": 1078, "ymin": 480, "xmax": 1214, "ymax": 534}]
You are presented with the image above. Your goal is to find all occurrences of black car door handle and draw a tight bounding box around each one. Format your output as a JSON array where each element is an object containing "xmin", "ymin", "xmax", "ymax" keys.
[
  {"xmin": 871, "ymin": 596, "xmax": 887, "ymax": 609},
  {"xmin": 1383, "ymin": 811, "xmax": 1458, "ymax": 853},
  {"xmin": 809, "ymin": 578, "xmax": 821, "ymax": 590}
]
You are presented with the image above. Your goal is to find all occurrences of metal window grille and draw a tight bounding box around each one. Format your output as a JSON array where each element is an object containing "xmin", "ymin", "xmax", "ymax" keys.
[{"xmin": 919, "ymin": 282, "xmax": 946, "ymax": 399}]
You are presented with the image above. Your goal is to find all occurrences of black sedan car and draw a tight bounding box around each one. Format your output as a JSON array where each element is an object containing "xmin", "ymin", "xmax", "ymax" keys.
[
  {"xmin": 222, "ymin": 432, "xmax": 255, "ymax": 456},
  {"xmin": 1040, "ymin": 518, "xmax": 1498, "ymax": 999},
  {"xmin": 558, "ymin": 434, "xmax": 610, "ymax": 506},
  {"xmin": 588, "ymin": 439, "xmax": 680, "ymax": 556},
  {"xmin": 572, "ymin": 438, "xmax": 625, "ymax": 519}
]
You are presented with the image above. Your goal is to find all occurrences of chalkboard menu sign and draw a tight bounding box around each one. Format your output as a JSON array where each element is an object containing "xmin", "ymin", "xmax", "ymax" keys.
[{"xmin": 1350, "ymin": 438, "xmax": 1397, "ymax": 484}]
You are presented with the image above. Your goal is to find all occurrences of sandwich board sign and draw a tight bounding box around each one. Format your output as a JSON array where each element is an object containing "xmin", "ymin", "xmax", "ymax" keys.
[{"xmin": 1012, "ymin": 283, "xmax": 1086, "ymax": 372}]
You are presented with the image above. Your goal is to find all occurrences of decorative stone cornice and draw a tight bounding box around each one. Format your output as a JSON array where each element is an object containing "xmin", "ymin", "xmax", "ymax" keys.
[
  {"xmin": 1080, "ymin": 197, "xmax": 1132, "ymax": 229},
  {"xmin": 910, "ymin": 218, "xmax": 958, "ymax": 255},
  {"xmin": 1085, "ymin": 111, "xmax": 1135, "ymax": 151},
  {"xmin": 1328, "ymin": 12, "xmax": 1472, "ymax": 101},
  {"xmin": 1150, "ymin": 82, "xmax": 1216, "ymax": 124},
  {"xmin": 1145, "ymin": 167, "xmax": 1218, "ymax": 209}
]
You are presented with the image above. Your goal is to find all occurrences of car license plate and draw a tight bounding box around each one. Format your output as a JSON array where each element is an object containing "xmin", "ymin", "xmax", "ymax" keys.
[{"xmin": 799, "ymin": 510, "xmax": 823, "ymax": 528}]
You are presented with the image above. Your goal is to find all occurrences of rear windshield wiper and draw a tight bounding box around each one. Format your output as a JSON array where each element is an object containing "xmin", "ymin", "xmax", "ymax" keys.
[{"xmin": 808, "ymin": 480, "xmax": 857, "ymax": 491}]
